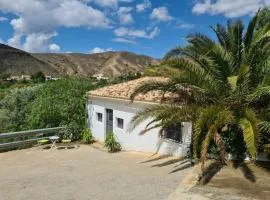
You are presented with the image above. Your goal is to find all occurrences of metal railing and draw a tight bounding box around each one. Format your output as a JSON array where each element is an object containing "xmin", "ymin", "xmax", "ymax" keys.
[{"xmin": 0, "ymin": 127, "xmax": 64, "ymax": 151}]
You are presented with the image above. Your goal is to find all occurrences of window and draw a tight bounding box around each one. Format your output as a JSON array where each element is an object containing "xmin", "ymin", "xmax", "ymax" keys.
[
  {"xmin": 116, "ymin": 118, "xmax": 124, "ymax": 129},
  {"xmin": 97, "ymin": 113, "xmax": 103, "ymax": 122},
  {"xmin": 162, "ymin": 123, "xmax": 182, "ymax": 143}
]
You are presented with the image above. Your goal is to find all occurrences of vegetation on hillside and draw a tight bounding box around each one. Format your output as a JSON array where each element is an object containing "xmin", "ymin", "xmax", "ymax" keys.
[
  {"xmin": 0, "ymin": 73, "xmax": 141, "ymax": 139},
  {"xmin": 0, "ymin": 78, "xmax": 95, "ymax": 138},
  {"xmin": 131, "ymin": 10, "xmax": 270, "ymax": 171}
]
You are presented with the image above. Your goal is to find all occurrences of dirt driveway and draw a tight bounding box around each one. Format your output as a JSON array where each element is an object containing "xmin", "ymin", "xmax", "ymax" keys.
[{"xmin": 0, "ymin": 145, "xmax": 189, "ymax": 200}]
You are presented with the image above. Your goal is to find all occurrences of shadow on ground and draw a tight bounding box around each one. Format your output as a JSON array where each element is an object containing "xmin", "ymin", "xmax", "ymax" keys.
[
  {"xmin": 232, "ymin": 161, "xmax": 256, "ymax": 182},
  {"xmin": 140, "ymin": 154, "xmax": 195, "ymax": 174},
  {"xmin": 197, "ymin": 159, "xmax": 269, "ymax": 185},
  {"xmin": 255, "ymin": 161, "xmax": 270, "ymax": 173},
  {"xmin": 199, "ymin": 161, "xmax": 224, "ymax": 185},
  {"xmin": 140, "ymin": 154, "xmax": 171, "ymax": 163}
]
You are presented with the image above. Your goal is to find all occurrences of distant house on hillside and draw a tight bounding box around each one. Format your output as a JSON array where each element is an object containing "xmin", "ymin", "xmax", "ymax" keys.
[
  {"xmin": 7, "ymin": 75, "xmax": 31, "ymax": 81},
  {"xmin": 21, "ymin": 75, "xmax": 31, "ymax": 81},
  {"xmin": 45, "ymin": 75, "xmax": 60, "ymax": 81},
  {"xmin": 45, "ymin": 75, "xmax": 52, "ymax": 81},
  {"xmin": 92, "ymin": 73, "xmax": 109, "ymax": 80},
  {"xmin": 87, "ymin": 77, "xmax": 192, "ymax": 157}
]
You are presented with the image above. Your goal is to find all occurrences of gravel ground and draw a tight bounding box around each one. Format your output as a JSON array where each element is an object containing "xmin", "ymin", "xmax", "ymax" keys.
[{"xmin": 0, "ymin": 145, "xmax": 188, "ymax": 200}]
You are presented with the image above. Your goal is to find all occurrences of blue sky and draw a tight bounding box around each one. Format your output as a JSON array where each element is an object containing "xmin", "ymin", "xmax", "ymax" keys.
[{"xmin": 0, "ymin": 0, "xmax": 269, "ymax": 58}]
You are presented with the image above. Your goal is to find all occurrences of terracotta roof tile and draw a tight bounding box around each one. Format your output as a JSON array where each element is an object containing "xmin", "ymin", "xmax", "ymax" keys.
[{"xmin": 88, "ymin": 77, "xmax": 174, "ymax": 103}]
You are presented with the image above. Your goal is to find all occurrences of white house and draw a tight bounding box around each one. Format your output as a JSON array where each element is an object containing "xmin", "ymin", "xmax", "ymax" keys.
[
  {"xmin": 87, "ymin": 77, "xmax": 192, "ymax": 157},
  {"xmin": 92, "ymin": 73, "xmax": 109, "ymax": 80}
]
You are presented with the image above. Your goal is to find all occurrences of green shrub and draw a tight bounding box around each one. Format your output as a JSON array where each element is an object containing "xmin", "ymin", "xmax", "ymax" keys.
[
  {"xmin": 0, "ymin": 86, "xmax": 40, "ymax": 132},
  {"xmin": 31, "ymin": 71, "xmax": 45, "ymax": 83},
  {"xmin": 58, "ymin": 122, "xmax": 81, "ymax": 141},
  {"xmin": 82, "ymin": 128, "xmax": 94, "ymax": 144},
  {"xmin": 27, "ymin": 78, "xmax": 94, "ymax": 138},
  {"xmin": 104, "ymin": 132, "xmax": 121, "ymax": 153}
]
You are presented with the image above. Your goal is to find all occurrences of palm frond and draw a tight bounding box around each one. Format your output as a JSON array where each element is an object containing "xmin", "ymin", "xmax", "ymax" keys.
[
  {"xmin": 131, "ymin": 105, "xmax": 198, "ymax": 131},
  {"xmin": 239, "ymin": 112, "xmax": 258, "ymax": 158},
  {"xmin": 227, "ymin": 76, "xmax": 238, "ymax": 91},
  {"xmin": 244, "ymin": 10, "xmax": 259, "ymax": 52},
  {"xmin": 248, "ymin": 86, "xmax": 270, "ymax": 103},
  {"xmin": 186, "ymin": 33, "xmax": 215, "ymax": 53},
  {"xmin": 258, "ymin": 121, "xmax": 270, "ymax": 134},
  {"xmin": 227, "ymin": 20, "xmax": 244, "ymax": 70},
  {"xmin": 210, "ymin": 24, "xmax": 229, "ymax": 49},
  {"xmin": 201, "ymin": 125, "xmax": 216, "ymax": 172}
]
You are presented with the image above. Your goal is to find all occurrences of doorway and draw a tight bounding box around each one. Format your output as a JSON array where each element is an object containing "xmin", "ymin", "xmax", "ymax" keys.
[{"xmin": 105, "ymin": 109, "xmax": 113, "ymax": 138}]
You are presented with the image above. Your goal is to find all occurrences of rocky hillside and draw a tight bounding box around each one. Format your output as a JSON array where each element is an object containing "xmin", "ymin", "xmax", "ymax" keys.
[
  {"xmin": 0, "ymin": 44, "xmax": 59, "ymax": 76},
  {"xmin": 0, "ymin": 44, "xmax": 158, "ymax": 77}
]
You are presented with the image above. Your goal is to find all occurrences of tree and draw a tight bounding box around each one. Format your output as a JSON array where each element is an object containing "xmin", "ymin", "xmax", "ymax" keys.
[
  {"xmin": 27, "ymin": 78, "xmax": 94, "ymax": 140},
  {"xmin": 130, "ymin": 11, "xmax": 270, "ymax": 171},
  {"xmin": 31, "ymin": 71, "xmax": 45, "ymax": 82},
  {"xmin": 0, "ymin": 86, "xmax": 40, "ymax": 131}
]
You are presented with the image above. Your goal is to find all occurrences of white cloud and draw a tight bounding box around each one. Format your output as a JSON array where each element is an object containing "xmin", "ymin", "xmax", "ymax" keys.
[
  {"xmin": 114, "ymin": 26, "xmax": 160, "ymax": 39},
  {"xmin": 176, "ymin": 23, "xmax": 194, "ymax": 29},
  {"xmin": 117, "ymin": 7, "xmax": 134, "ymax": 24},
  {"xmin": 0, "ymin": 38, "xmax": 3, "ymax": 43},
  {"xmin": 22, "ymin": 32, "xmax": 61, "ymax": 53},
  {"xmin": 192, "ymin": 0, "xmax": 270, "ymax": 18},
  {"xmin": 7, "ymin": 34, "xmax": 22, "ymax": 48},
  {"xmin": 150, "ymin": 7, "xmax": 173, "ymax": 22},
  {"xmin": 113, "ymin": 37, "xmax": 136, "ymax": 44},
  {"xmin": 0, "ymin": 0, "xmax": 111, "ymax": 52},
  {"xmin": 88, "ymin": 0, "xmax": 133, "ymax": 8},
  {"xmin": 90, "ymin": 47, "xmax": 113, "ymax": 54},
  {"xmin": 136, "ymin": 0, "xmax": 151, "ymax": 12},
  {"xmin": 0, "ymin": 16, "xmax": 8, "ymax": 21},
  {"xmin": 49, "ymin": 44, "xmax": 61, "ymax": 52}
]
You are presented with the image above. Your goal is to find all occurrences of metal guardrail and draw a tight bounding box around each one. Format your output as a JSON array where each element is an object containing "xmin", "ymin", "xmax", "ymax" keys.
[{"xmin": 0, "ymin": 127, "xmax": 65, "ymax": 151}]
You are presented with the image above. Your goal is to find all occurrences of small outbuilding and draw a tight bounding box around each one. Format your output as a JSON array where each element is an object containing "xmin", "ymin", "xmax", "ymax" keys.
[{"xmin": 87, "ymin": 77, "xmax": 192, "ymax": 157}]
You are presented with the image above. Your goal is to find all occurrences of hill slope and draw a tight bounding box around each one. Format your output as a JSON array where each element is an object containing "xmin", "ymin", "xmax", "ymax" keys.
[
  {"xmin": 0, "ymin": 44, "xmax": 158, "ymax": 77},
  {"xmin": 0, "ymin": 44, "xmax": 59, "ymax": 75},
  {"xmin": 33, "ymin": 51, "xmax": 158, "ymax": 77}
]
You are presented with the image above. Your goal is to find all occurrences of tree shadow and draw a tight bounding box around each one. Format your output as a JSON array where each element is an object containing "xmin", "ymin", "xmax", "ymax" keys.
[
  {"xmin": 151, "ymin": 157, "xmax": 185, "ymax": 167},
  {"xmin": 199, "ymin": 161, "xmax": 223, "ymax": 185},
  {"xmin": 232, "ymin": 161, "xmax": 256, "ymax": 182},
  {"xmin": 173, "ymin": 159, "xmax": 193, "ymax": 168},
  {"xmin": 140, "ymin": 154, "xmax": 171, "ymax": 163},
  {"xmin": 239, "ymin": 163, "xmax": 256, "ymax": 182},
  {"xmin": 169, "ymin": 160, "xmax": 194, "ymax": 174},
  {"xmin": 255, "ymin": 161, "xmax": 270, "ymax": 173}
]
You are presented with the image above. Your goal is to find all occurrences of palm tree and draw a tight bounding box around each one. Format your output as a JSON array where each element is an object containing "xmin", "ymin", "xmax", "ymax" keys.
[{"xmin": 130, "ymin": 11, "xmax": 270, "ymax": 171}]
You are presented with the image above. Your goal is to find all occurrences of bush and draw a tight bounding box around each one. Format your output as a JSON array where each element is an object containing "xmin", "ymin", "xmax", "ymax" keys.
[
  {"xmin": 27, "ymin": 78, "xmax": 94, "ymax": 138},
  {"xmin": 57, "ymin": 122, "xmax": 82, "ymax": 141},
  {"xmin": 31, "ymin": 71, "xmax": 45, "ymax": 83},
  {"xmin": 0, "ymin": 86, "xmax": 40, "ymax": 132},
  {"xmin": 104, "ymin": 132, "xmax": 121, "ymax": 153},
  {"xmin": 82, "ymin": 128, "xmax": 94, "ymax": 144}
]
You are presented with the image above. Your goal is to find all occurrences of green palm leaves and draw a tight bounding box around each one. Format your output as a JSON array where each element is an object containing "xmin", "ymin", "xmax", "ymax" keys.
[{"xmin": 130, "ymin": 10, "xmax": 270, "ymax": 171}]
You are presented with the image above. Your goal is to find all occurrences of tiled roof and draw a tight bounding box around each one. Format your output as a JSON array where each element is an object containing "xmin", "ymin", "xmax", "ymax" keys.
[{"xmin": 88, "ymin": 77, "xmax": 174, "ymax": 103}]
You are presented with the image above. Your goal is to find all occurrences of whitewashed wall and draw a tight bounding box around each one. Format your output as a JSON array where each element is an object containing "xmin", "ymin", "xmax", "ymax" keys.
[{"xmin": 88, "ymin": 97, "xmax": 192, "ymax": 157}]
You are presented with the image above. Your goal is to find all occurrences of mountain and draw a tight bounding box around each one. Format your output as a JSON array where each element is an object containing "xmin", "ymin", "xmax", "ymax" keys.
[
  {"xmin": 0, "ymin": 44, "xmax": 158, "ymax": 77},
  {"xmin": 0, "ymin": 44, "xmax": 59, "ymax": 76}
]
